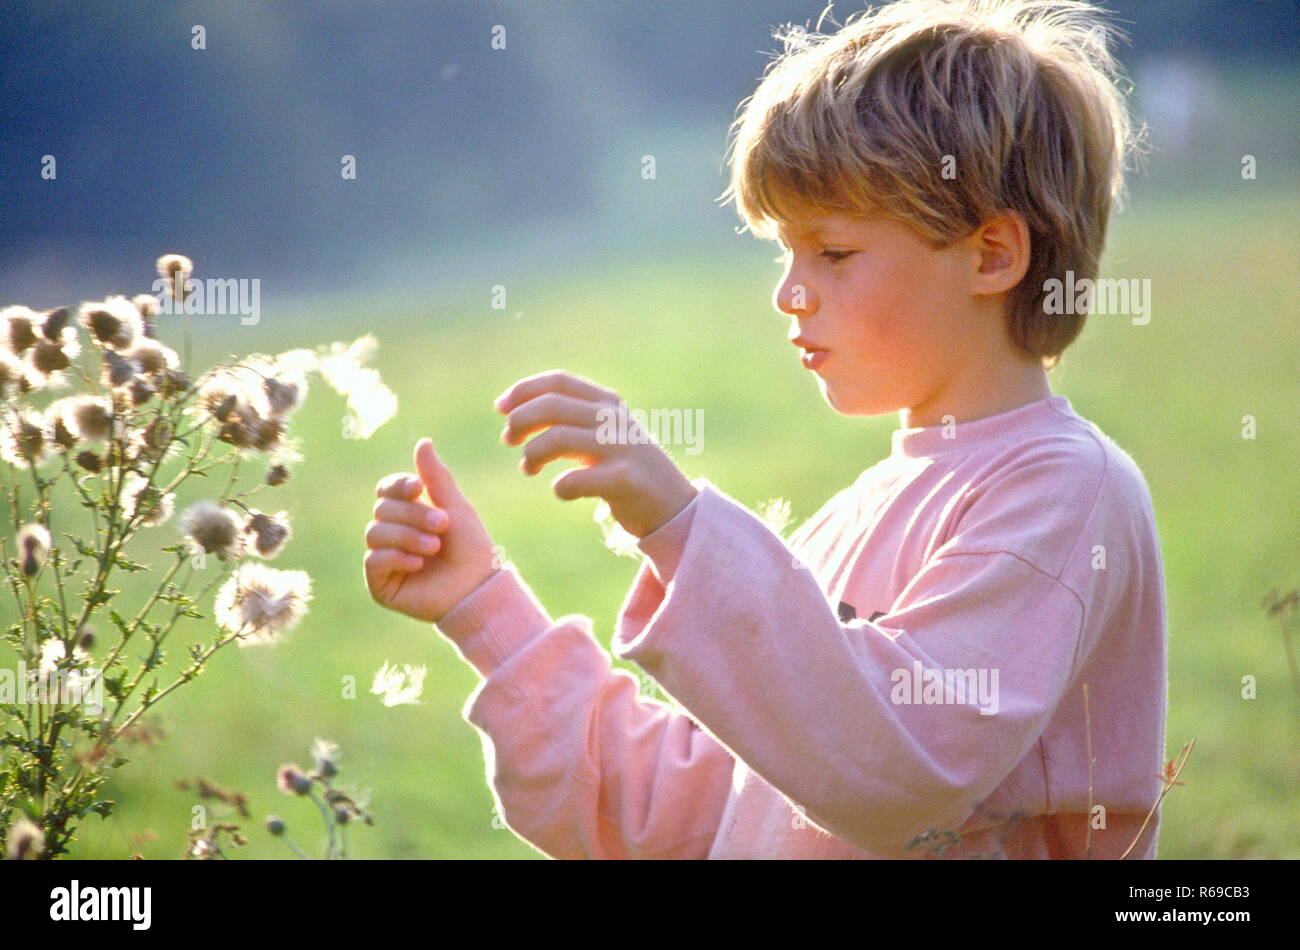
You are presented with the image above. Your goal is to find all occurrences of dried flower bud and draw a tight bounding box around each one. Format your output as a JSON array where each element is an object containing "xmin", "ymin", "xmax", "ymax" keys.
[
  {"xmin": 263, "ymin": 376, "xmax": 305, "ymax": 417},
  {"xmin": 75, "ymin": 450, "xmax": 103, "ymax": 473},
  {"xmin": 29, "ymin": 339, "xmax": 72, "ymax": 376},
  {"xmin": 80, "ymin": 297, "xmax": 143, "ymax": 350},
  {"xmin": 157, "ymin": 253, "xmax": 193, "ymax": 281},
  {"xmin": 276, "ymin": 764, "xmax": 312, "ymax": 796},
  {"xmin": 218, "ymin": 420, "xmax": 253, "ymax": 448},
  {"xmin": 180, "ymin": 500, "xmax": 244, "ymax": 560},
  {"xmin": 138, "ymin": 416, "xmax": 172, "ymax": 458},
  {"xmin": 5, "ymin": 816, "xmax": 45, "ymax": 860},
  {"xmin": 0, "ymin": 410, "xmax": 51, "ymax": 469},
  {"xmin": 20, "ymin": 324, "xmax": 80, "ymax": 389},
  {"xmin": 158, "ymin": 368, "xmax": 192, "ymax": 398},
  {"xmin": 3, "ymin": 306, "xmax": 39, "ymax": 354},
  {"xmin": 265, "ymin": 464, "xmax": 290, "ymax": 486},
  {"xmin": 102, "ymin": 350, "xmax": 138, "ymax": 387},
  {"xmin": 244, "ymin": 511, "xmax": 290, "ymax": 558},
  {"xmin": 128, "ymin": 339, "xmax": 178, "ymax": 374},
  {"xmin": 129, "ymin": 377, "xmax": 155, "ymax": 406},
  {"xmin": 310, "ymin": 738, "xmax": 339, "ymax": 778},
  {"xmin": 265, "ymin": 816, "xmax": 286, "ymax": 836},
  {"xmin": 52, "ymin": 414, "xmax": 78, "ymax": 450},
  {"xmin": 17, "ymin": 522, "xmax": 51, "ymax": 577},
  {"xmin": 212, "ymin": 393, "xmax": 238, "ymax": 422},
  {"xmin": 64, "ymin": 396, "xmax": 114, "ymax": 443},
  {"xmin": 41, "ymin": 307, "xmax": 73, "ymax": 340},
  {"xmin": 249, "ymin": 415, "xmax": 285, "ymax": 452},
  {"xmin": 157, "ymin": 254, "xmax": 193, "ymax": 303},
  {"xmin": 78, "ymin": 625, "xmax": 96, "ymax": 650}
]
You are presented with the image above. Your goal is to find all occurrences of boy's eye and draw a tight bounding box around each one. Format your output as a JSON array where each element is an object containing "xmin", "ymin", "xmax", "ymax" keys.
[{"xmin": 773, "ymin": 248, "xmax": 855, "ymax": 264}]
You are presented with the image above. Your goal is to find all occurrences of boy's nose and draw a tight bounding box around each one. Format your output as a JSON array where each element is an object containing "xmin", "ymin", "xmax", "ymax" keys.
[{"xmin": 774, "ymin": 279, "xmax": 815, "ymax": 317}]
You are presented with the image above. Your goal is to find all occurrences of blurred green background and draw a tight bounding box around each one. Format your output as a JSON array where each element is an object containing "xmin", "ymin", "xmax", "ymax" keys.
[{"xmin": 1, "ymin": 4, "xmax": 1297, "ymax": 859}]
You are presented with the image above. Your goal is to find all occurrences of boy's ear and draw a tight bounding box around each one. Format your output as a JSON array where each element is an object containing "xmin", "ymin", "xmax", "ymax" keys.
[{"xmin": 968, "ymin": 210, "xmax": 1031, "ymax": 297}]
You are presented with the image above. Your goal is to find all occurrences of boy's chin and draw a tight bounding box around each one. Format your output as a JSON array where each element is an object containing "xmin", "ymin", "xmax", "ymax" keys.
[{"xmin": 818, "ymin": 380, "xmax": 897, "ymax": 418}]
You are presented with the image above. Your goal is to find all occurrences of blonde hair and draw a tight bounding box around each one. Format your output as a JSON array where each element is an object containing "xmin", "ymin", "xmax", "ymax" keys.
[{"xmin": 718, "ymin": 0, "xmax": 1144, "ymax": 367}]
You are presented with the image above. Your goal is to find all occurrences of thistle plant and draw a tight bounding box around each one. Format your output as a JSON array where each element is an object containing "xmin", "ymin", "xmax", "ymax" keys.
[
  {"xmin": 174, "ymin": 739, "xmax": 370, "ymax": 860},
  {"xmin": 0, "ymin": 255, "xmax": 396, "ymax": 858},
  {"xmin": 266, "ymin": 738, "xmax": 373, "ymax": 860}
]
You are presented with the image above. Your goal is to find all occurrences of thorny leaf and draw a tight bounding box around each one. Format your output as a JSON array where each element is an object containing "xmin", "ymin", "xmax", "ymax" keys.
[{"xmin": 85, "ymin": 800, "xmax": 115, "ymax": 820}]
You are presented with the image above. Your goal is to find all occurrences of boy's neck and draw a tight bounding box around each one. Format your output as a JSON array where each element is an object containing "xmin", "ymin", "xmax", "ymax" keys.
[{"xmin": 900, "ymin": 357, "xmax": 1053, "ymax": 430}]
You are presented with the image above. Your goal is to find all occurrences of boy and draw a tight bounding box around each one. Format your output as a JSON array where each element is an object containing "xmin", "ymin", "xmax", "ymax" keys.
[{"xmin": 363, "ymin": 0, "xmax": 1165, "ymax": 858}]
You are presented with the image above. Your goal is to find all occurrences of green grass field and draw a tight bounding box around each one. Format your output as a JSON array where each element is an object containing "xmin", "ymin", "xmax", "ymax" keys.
[{"xmin": 13, "ymin": 174, "xmax": 1290, "ymax": 860}]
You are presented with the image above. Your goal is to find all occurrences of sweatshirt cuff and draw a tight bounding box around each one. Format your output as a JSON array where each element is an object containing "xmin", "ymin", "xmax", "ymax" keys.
[
  {"xmin": 635, "ymin": 477, "xmax": 708, "ymax": 585},
  {"xmin": 432, "ymin": 563, "xmax": 555, "ymax": 678}
]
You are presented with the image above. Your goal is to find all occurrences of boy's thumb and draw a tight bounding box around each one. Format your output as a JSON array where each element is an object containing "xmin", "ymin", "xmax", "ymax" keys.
[{"xmin": 414, "ymin": 438, "xmax": 463, "ymax": 506}]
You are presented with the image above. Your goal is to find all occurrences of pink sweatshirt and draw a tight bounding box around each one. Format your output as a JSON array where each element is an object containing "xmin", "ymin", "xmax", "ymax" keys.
[{"xmin": 433, "ymin": 394, "xmax": 1168, "ymax": 859}]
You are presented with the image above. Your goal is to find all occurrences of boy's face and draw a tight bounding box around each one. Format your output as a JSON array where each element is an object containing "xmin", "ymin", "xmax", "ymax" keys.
[{"xmin": 773, "ymin": 209, "xmax": 990, "ymax": 422}]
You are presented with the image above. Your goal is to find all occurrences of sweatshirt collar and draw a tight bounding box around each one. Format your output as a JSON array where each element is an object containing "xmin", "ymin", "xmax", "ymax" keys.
[{"xmin": 890, "ymin": 394, "xmax": 1076, "ymax": 459}]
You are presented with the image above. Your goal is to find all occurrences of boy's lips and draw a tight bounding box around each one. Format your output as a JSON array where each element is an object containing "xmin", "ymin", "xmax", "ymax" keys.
[
  {"xmin": 800, "ymin": 349, "xmax": 830, "ymax": 371},
  {"xmin": 791, "ymin": 336, "xmax": 829, "ymax": 370}
]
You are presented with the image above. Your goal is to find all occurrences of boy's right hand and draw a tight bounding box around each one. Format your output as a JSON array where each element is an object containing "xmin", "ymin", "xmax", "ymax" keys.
[{"xmin": 364, "ymin": 438, "xmax": 499, "ymax": 625}]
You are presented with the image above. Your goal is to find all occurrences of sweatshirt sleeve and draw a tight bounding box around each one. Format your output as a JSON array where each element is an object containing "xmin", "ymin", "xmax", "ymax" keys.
[
  {"xmin": 431, "ymin": 529, "xmax": 735, "ymax": 860},
  {"xmin": 612, "ymin": 477, "xmax": 1088, "ymax": 858}
]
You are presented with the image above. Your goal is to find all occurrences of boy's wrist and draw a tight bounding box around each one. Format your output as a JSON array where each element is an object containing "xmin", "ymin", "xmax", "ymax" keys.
[
  {"xmin": 636, "ymin": 479, "xmax": 709, "ymax": 585},
  {"xmin": 432, "ymin": 565, "xmax": 502, "ymax": 626},
  {"xmin": 433, "ymin": 563, "xmax": 554, "ymax": 677}
]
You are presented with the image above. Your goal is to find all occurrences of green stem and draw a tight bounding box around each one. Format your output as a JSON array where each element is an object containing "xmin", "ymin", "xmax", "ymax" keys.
[
  {"xmin": 308, "ymin": 789, "xmax": 337, "ymax": 859},
  {"xmin": 280, "ymin": 834, "xmax": 311, "ymax": 860},
  {"xmin": 61, "ymin": 452, "xmax": 102, "ymax": 546},
  {"xmin": 109, "ymin": 622, "xmax": 248, "ymax": 744},
  {"xmin": 107, "ymin": 557, "xmax": 227, "ymax": 728},
  {"xmin": 99, "ymin": 550, "xmax": 187, "ymax": 676}
]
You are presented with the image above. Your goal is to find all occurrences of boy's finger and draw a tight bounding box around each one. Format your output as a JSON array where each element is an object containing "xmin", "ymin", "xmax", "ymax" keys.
[
  {"xmin": 414, "ymin": 438, "xmax": 468, "ymax": 507},
  {"xmin": 494, "ymin": 370, "xmax": 618, "ymax": 415},
  {"xmin": 501, "ymin": 393, "xmax": 599, "ymax": 445},
  {"xmin": 365, "ymin": 521, "xmax": 443, "ymax": 555},
  {"xmin": 520, "ymin": 425, "xmax": 604, "ymax": 476},
  {"xmin": 376, "ymin": 473, "xmax": 421, "ymax": 499},
  {"xmin": 364, "ymin": 547, "xmax": 425, "ymax": 577},
  {"xmin": 551, "ymin": 462, "xmax": 613, "ymax": 501},
  {"xmin": 373, "ymin": 497, "xmax": 449, "ymax": 532}
]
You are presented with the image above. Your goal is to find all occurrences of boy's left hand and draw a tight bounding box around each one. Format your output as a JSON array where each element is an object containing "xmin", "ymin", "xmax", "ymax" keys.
[{"xmin": 494, "ymin": 370, "xmax": 699, "ymax": 539}]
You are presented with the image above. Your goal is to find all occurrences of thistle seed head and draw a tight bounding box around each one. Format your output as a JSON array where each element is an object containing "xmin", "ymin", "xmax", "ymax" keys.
[
  {"xmin": 2, "ymin": 306, "xmax": 40, "ymax": 355},
  {"xmin": 180, "ymin": 500, "xmax": 245, "ymax": 560},
  {"xmin": 80, "ymin": 296, "xmax": 144, "ymax": 350},
  {"xmin": 244, "ymin": 510, "xmax": 291, "ymax": 559},
  {"xmin": 16, "ymin": 522, "xmax": 51, "ymax": 577}
]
